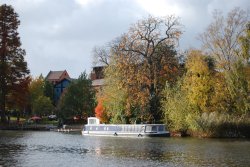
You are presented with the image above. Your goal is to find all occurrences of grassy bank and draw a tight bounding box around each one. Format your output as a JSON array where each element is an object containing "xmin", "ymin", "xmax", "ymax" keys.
[
  {"xmin": 168, "ymin": 112, "xmax": 250, "ymax": 138},
  {"xmin": 191, "ymin": 113, "xmax": 250, "ymax": 138}
]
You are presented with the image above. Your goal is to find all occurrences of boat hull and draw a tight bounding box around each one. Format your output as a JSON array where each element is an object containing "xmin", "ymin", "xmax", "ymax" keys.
[{"xmin": 82, "ymin": 131, "xmax": 170, "ymax": 137}]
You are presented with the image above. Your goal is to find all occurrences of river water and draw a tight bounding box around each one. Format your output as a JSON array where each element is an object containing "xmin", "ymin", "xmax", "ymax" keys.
[{"xmin": 0, "ymin": 130, "xmax": 249, "ymax": 167}]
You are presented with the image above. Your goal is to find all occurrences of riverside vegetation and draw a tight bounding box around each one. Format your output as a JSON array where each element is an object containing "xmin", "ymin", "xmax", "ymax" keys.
[
  {"xmin": 94, "ymin": 8, "xmax": 250, "ymax": 138},
  {"xmin": 0, "ymin": 4, "xmax": 249, "ymax": 137}
]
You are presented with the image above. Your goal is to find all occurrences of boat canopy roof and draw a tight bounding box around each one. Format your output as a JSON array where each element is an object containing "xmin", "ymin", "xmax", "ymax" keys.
[
  {"xmin": 87, "ymin": 117, "xmax": 165, "ymax": 126},
  {"xmin": 88, "ymin": 117, "xmax": 100, "ymax": 125}
]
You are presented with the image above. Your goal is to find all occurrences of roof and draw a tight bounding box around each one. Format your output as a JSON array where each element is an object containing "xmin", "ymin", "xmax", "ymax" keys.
[{"xmin": 46, "ymin": 70, "xmax": 70, "ymax": 81}]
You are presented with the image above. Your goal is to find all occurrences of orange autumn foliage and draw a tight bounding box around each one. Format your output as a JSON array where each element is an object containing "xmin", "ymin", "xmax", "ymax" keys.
[{"xmin": 95, "ymin": 99, "xmax": 108, "ymax": 123}]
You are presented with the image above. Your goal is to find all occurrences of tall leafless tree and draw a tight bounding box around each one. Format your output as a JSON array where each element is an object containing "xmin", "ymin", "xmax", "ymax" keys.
[{"xmin": 199, "ymin": 7, "xmax": 249, "ymax": 70}]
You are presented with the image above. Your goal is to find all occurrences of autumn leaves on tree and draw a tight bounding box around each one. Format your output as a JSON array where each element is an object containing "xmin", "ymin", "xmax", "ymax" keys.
[
  {"xmin": 94, "ymin": 7, "xmax": 249, "ymax": 137},
  {"xmin": 94, "ymin": 15, "xmax": 183, "ymax": 123},
  {"xmin": 162, "ymin": 8, "xmax": 250, "ymax": 137},
  {"xmin": 1, "ymin": 3, "xmax": 249, "ymax": 134}
]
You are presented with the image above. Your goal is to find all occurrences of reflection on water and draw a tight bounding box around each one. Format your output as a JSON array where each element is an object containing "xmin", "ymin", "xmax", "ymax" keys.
[
  {"xmin": 0, "ymin": 130, "xmax": 249, "ymax": 167},
  {"xmin": 28, "ymin": 144, "xmax": 89, "ymax": 154}
]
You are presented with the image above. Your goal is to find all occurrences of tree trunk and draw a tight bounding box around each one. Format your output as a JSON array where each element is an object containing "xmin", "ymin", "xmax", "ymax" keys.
[{"xmin": 0, "ymin": 94, "xmax": 7, "ymax": 123}]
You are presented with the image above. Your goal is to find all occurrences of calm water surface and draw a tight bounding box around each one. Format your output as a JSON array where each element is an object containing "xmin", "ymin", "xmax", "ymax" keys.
[{"xmin": 0, "ymin": 130, "xmax": 249, "ymax": 167}]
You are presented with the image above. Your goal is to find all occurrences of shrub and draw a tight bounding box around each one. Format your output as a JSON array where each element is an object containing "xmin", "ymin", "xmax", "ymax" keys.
[{"xmin": 191, "ymin": 112, "xmax": 250, "ymax": 138}]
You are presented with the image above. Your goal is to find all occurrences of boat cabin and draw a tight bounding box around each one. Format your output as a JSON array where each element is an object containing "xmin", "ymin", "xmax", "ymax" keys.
[{"xmin": 83, "ymin": 117, "xmax": 170, "ymax": 137}]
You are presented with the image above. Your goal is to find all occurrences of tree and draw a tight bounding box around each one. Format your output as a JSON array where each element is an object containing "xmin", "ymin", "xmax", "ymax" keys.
[
  {"xmin": 32, "ymin": 95, "xmax": 54, "ymax": 116},
  {"xmin": 183, "ymin": 50, "xmax": 215, "ymax": 113},
  {"xmin": 102, "ymin": 59, "xmax": 130, "ymax": 123},
  {"xmin": 44, "ymin": 80, "xmax": 54, "ymax": 103},
  {"xmin": 199, "ymin": 7, "xmax": 249, "ymax": 70},
  {"xmin": 162, "ymin": 80, "xmax": 191, "ymax": 133},
  {"xmin": 224, "ymin": 60, "xmax": 249, "ymax": 114},
  {"xmin": 7, "ymin": 77, "xmax": 31, "ymax": 120},
  {"xmin": 92, "ymin": 45, "xmax": 110, "ymax": 66},
  {"xmin": 95, "ymin": 98, "xmax": 108, "ymax": 123},
  {"xmin": 58, "ymin": 72, "xmax": 96, "ymax": 121},
  {"xmin": 200, "ymin": 8, "xmax": 250, "ymax": 114},
  {"xmin": 29, "ymin": 76, "xmax": 44, "ymax": 108},
  {"xmin": 0, "ymin": 4, "xmax": 29, "ymax": 123},
  {"xmin": 102, "ymin": 15, "xmax": 182, "ymax": 123},
  {"xmin": 29, "ymin": 76, "xmax": 54, "ymax": 116},
  {"xmin": 239, "ymin": 23, "xmax": 250, "ymax": 61}
]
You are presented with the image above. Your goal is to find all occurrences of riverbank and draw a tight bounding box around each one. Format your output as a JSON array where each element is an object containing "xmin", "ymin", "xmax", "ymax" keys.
[
  {"xmin": 0, "ymin": 122, "xmax": 57, "ymax": 131},
  {"xmin": 170, "ymin": 122, "xmax": 250, "ymax": 138},
  {"xmin": 167, "ymin": 112, "xmax": 250, "ymax": 138},
  {"xmin": 0, "ymin": 122, "xmax": 83, "ymax": 134},
  {"xmin": 1, "ymin": 121, "xmax": 249, "ymax": 138}
]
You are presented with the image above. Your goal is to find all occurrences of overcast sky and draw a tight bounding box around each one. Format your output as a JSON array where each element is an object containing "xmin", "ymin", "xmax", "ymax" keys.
[{"xmin": 1, "ymin": 0, "xmax": 249, "ymax": 78}]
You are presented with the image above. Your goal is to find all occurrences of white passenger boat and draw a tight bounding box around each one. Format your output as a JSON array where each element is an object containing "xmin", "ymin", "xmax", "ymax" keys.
[{"xmin": 82, "ymin": 117, "xmax": 170, "ymax": 137}]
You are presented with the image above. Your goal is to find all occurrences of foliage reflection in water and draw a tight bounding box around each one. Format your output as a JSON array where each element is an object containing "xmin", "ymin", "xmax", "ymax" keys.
[{"xmin": 0, "ymin": 131, "xmax": 249, "ymax": 167}]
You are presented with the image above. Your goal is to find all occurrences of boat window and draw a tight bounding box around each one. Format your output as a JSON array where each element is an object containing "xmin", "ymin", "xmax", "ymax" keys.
[
  {"xmin": 152, "ymin": 126, "xmax": 157, "ymax": 132},
  {"xmin": 145, "ymin": 126, "xmax": 151, "ymax": 132},
  {"xmin": 107, "ymin": 127, "xmax": 109, "ymax": 131},
  {"xmin": 131, "ymin": 126, "xmax": 135, "ymax": 132},
  {"xmin": 158, "ymin": 125, "xmax": 165, "ymax": 131},
  {"xmin": 90, "ymin": 126, "xmax": 92, "ymax": 130},
  {"xmin": 117, "ymin": 126, "xmax": 122, "ymax": 131},
  {"xmin": 135, "ymin": 126, "xmax": 138, "ymax": 132},
  {"xmin": 128, "ymin": 126, "xmax": 132, "ymax": 132},
  {"xmin": 145, "ymin": 126, "xmax": 157, "ymax": 132}
]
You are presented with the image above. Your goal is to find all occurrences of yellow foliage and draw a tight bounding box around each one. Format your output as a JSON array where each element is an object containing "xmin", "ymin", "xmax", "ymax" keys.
[{"xmin": 183, "ymin": 50, "xmax": 214, "ymax": 113}]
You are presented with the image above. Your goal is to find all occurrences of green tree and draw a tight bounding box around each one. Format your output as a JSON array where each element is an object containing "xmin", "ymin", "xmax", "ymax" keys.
[
  {"xmin": 225, "ymin": 60, "xmax": 249, "ymax": 114},
  {"xmin": 102, "ymin": 59, "xmax": 129, "ymax": 123},
  {"xmin": 29, "ymin": 76, "xmax": 44, "ymax": 107},
  {"xmin": 162, "ymin": 80, "xmax": 191, "ymax": 133},
  {"xmin": 239, "ymin": 23, "xmax": 250, "ymax": 95},
  {"xmin": 162, "ymin": 50, "xmax": 216, "ymax": 134},
  {"xmin": 58, "ymin": 72, "xmax": 96, "ymax": 120},
  {"xmin": 0, "ymin": 4, "xmax": 29, "ymax": 122},
  {"xmin": 29, "ymin": 76, "xmax": 54, "ymax": 116},
  {"xmin": 32, "ymin": 96, "xmax": 54, "ymax": 116},
  {"xmin": 44, "ymin": 80, "xmax": 54, "ymax": 103}
]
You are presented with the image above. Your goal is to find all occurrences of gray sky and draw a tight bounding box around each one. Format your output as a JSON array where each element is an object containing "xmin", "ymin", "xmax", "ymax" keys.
[{"xmin": 1, "ymin": 0, "xmax": 249, "ymax": 78}]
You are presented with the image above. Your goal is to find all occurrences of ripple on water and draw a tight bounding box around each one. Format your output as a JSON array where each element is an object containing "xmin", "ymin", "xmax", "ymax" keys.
[
  {"xmin": 0, "ymin": 131, "xmax": 250, "ymax": 167},
  {"xmin": 28, "ymin": 145, "xmax": 89, "ymax": 154}
]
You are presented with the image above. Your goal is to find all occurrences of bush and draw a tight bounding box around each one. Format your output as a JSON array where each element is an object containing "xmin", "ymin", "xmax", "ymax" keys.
[
  {"xmin": 163, "ymin": 81, "xmax": 191, "ymax": 134},
  {"xmin": 190, "ymin": 112, "xmax": 250, "ymax": 138}
]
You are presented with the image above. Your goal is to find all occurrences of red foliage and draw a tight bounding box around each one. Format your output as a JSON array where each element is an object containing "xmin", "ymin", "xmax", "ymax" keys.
[
  {"xmin": 95, "ymin": 99, "xmax": 104, "ymax": 121},
  {"xmin": 95, "ymin": 99, "xmax": 109, "ymax": 123}
]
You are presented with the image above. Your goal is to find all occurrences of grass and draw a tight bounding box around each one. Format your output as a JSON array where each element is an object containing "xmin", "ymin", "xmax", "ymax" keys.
[
  {"xmin": 10, "ymin": 117, "xmax": 26, "ymax": 121},
  {"xmin": 8, "ymin": 116, "xmax": 58, "ymax": 126},
  {"xmin": 191, "ymin": 112, "xmax": 250, "ymax": 138}
]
